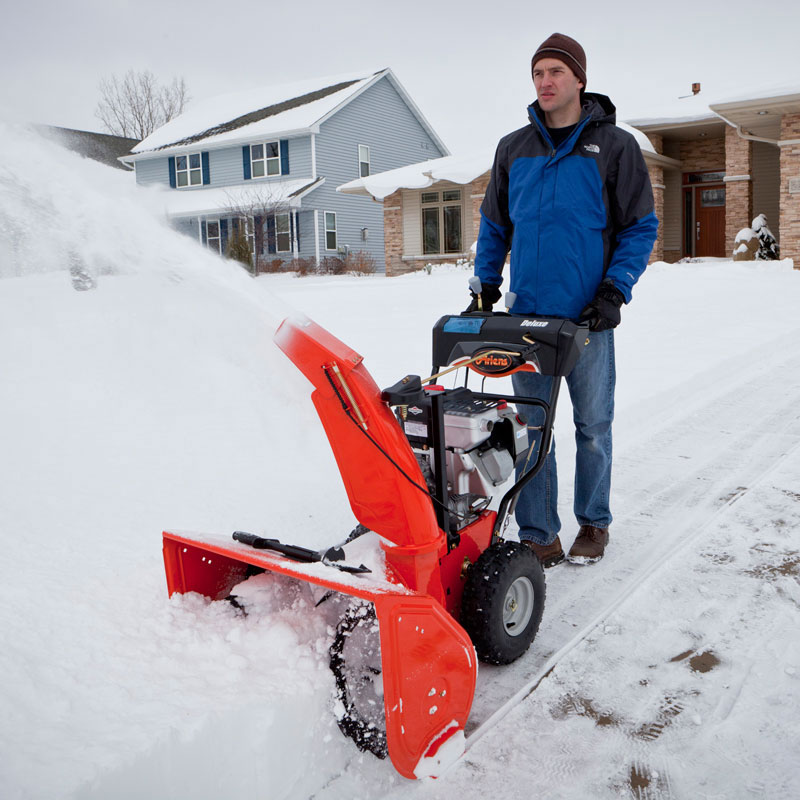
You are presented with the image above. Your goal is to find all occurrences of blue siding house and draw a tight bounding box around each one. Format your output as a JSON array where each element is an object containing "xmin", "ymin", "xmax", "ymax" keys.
[{"xmin": 124, "ymin": 69, "xmax": 449, "ymax": 272}]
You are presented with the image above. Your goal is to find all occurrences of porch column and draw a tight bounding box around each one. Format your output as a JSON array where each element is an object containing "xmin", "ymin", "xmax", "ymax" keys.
[
  {"xmin": 779, "ymin": 112, "xmax": 800, "ymax": 267},
  {"xmin": 384, "ymin": 190, "xmax": 404, "ymax": 276},
  {"xmin": 724, "ymin": 126, "xmax": 753, "ymax": 257},
  {"xmin": 646, "ymin": 134, "xmax": 665, "ymax": 264},
  {"xmin": 292, "ymin": 209, "xmax": 299, "ymax": 258}
]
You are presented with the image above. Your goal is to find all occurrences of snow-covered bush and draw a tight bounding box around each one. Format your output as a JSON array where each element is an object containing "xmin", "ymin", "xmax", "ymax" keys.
[{"xmin": 734, "ymin": 214, "xmax": 780, "ymax": 261}]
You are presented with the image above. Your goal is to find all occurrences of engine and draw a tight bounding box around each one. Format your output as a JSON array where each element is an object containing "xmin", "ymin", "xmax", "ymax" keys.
[{"xmin": 396, "ymin": 387, "xmax": 529, "ymax": 532}]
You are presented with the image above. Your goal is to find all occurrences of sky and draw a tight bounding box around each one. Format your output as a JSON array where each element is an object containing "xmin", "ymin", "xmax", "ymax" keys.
[{"xmin": 2, "ymin": 0, "xmax": 800, "ymax": 154}]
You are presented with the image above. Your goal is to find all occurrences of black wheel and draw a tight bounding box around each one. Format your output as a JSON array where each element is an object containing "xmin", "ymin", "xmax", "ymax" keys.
[
  {"xmin": 461, "ymin": 541, "xmax": 546, "ymax": 665},
  {"xmin": 329, "ymin": 603, "xmax": 388, "ymax": 759}
]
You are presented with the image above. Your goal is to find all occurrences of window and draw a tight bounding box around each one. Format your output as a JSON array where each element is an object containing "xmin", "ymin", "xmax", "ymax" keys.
[
  {"xmin": 275, "ymin": 213, "xmax": 291, "ymax": 252},
  {"xmin": 251, "ymin": 142, "xmax": 281, "ymax": 178},
  {"xmin": 176, "ymin": 153, "xmax": 202, "ymax": 187},
  {"xmin": 358, "ymin": 145, "xmax": 370, "ymax": 177},
  {"xmin": 325, "ymin": 212, "xmax": 337, "ymax": 251},
  {"xmin": 207, "ymin": 219, "xmax": 221, "ymax": 254},
  {"xmin": 421, "ymin": 188, "xmax": 462, "ymax": 255}
]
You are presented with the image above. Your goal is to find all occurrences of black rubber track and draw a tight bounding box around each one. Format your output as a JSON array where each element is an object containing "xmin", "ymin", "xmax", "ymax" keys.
[{"xmin": 461, "ymin": 540, "xmax": 546, "ymax": 665}]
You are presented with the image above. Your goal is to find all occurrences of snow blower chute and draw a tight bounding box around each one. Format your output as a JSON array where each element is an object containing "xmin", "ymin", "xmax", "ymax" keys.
[{"xmin": 162, "ymin": 292, "xmax": 588, "ymax": 779}]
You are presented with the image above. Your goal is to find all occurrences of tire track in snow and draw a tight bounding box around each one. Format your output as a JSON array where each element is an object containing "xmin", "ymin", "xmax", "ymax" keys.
[{"xmin": 461, "ymin": 345, "xmax": 800, "ymax": 759}]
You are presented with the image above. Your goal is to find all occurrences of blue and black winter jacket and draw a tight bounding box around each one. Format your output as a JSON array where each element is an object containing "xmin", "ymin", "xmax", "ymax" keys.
[{"xmin": 476, "ymin": 93, "xmax": 659, "ymax": 318}]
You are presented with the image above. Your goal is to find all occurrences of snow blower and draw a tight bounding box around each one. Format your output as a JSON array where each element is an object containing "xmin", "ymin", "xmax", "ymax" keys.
[{"xmin": 162, "ymin": 287, "xmax": 588, "ymax": 779}]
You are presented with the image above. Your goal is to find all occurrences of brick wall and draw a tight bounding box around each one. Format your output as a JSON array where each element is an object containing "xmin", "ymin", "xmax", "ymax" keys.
[
  {"xmin": 725, "ymin": 126, "xmax": 753, "ymax": 256},
  {"xmin": 646, "ymin": 133, "xmax": 665, "ymax": 263},
  {"xmin": 383, "ymin": 190, "xmax": 406, "ymax": 276},
  {"xmin": 779, "ymin": 112, "xmax": 800, "ymax": 267},
  {"xmin": 680, "ymin": 137, "xmax": 725, "ymax": 173}
]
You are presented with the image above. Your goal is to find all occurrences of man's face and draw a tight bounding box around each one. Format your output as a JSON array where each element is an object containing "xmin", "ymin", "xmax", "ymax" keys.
[{"xmin": 533, "ymin": 57, "xmax": 583, "ymax": 115}]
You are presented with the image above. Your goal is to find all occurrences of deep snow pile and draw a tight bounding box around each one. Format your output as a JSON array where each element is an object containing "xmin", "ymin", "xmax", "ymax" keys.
[{"xmin": 2, "ymin": 123, "xmax": 800, "ymax": 800}]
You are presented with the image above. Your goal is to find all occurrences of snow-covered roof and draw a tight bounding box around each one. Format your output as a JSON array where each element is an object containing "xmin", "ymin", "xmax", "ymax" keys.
[
  {"xmin": 153, "ymin": 177, "xmax": 324, "ymax": 218},
  {"xmin": 338, "ymin": 123, "xmax": 656, "ymax": 200},
  {"xmin": 131, "ymin": 68, "xmax": 448, "ymax": 158},
  {"xmin": 338, "ymin": 151, "xmax": 494, "ymax": 200},
  {"xmin": 625, "ymin": 82, "xmax": 800, "ymax": 129}
]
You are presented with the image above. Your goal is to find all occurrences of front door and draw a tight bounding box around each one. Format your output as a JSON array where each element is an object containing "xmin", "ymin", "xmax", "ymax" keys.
[{"xmin": 694, "ymin": 185, "xmax": 726, "ymax": 257}]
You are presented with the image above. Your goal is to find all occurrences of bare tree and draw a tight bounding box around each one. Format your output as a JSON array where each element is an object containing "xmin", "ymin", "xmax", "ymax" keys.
[
  {"xmin": 95, "ymin": 70, "xmax": 190, "ymax": 140},
  {"xmin": 222, "ymin": 187, "xmax": 294, "ymax": 274}
]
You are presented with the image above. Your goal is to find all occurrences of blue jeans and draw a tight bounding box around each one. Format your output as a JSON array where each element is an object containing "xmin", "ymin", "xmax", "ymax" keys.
[{"xmin": 511, "ymin": 329, "xmax": 616, "ymax": 546}]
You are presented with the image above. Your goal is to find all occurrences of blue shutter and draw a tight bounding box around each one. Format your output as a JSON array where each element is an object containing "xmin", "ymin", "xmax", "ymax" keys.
[
  {"xmin": 201, "ymin": 152, "xmax": 210, "ymax": 185},
  {"xmin": 280, "ymin": 140, "xmax": 289, "ymax": 175},
  {"xmin": 221, "ymin": 218, "xmax": 229, "ymax": 253},
  {"xmin": 254, "ymin": 215, "xmax": 264, "ymax": 254},
  {"xmin": 242, "ymin": 146, "xmax": 251, "ymax": 180},
  {"xmin": 201, "ymin": 219, "xmax": 207, "ymax": 245},
  {"xmin": 266, "ymin": 216, "xmax": 276, "ymax": 254},
  {"xmin": 168, "ymin": 157, "xmax": 176, "ymax": 188}
]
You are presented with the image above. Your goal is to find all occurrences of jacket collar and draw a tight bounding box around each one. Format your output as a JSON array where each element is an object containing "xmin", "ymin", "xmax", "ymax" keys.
[{"xmin": 527, "ymin": 92, "xmax": 616, "ymax": 154}]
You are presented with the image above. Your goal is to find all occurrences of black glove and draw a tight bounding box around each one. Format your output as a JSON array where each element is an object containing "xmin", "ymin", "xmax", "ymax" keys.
[
  {"xmin": 465, "ymin": 284, "xmax": 502, "ymax": 313},
  {"xmin": 579, "ymin": 280, "xmax": 625, "ymax": 331}
]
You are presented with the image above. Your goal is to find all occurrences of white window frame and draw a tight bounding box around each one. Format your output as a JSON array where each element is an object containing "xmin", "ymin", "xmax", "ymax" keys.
[
  {"xmin": 206, "ymin": 218, "xmax": 222, "ymax": 254},
  {"xmin": 324, "ymin": 211, "xmax": 337, "ymax": 251},
  {"xmin": 176, "ymin": 152, "xmax": 203, "ymax": 188},
  {"xmin": 358, "ymin": 144, "xmax": 370, "ymax": 178},
  {"xmin": 275, "ymin": 213, "xmax": 291, "ymax": 253},
  {"xmin": 250, "ymin": 141, "xmax": 281, "ymax": 178}
]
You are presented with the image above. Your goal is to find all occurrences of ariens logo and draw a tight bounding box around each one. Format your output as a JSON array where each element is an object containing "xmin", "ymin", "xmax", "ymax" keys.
[{"xmin": 476, "ymin": 354, "xmax": 513, "ymax": 368}]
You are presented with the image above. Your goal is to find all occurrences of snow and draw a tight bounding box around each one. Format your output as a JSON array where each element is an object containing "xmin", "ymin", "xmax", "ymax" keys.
[
  {"xmin": 151, "ymin": 177, "xmax": 324, "ymax": 218},
  {"xmin": 132, "ymin": 71, "xmax": 379, "ymax": 154},
  {"xmin": 3, "ymin": 121, "xmax": 800, "ymax": 800}
]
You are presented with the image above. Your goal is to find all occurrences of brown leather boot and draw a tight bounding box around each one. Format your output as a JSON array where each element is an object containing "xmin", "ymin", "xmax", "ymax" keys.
[
  {"xmin": 521, "ymin": 536, "xmax": 565, "ymax": 568},
  {"xmin": 567, "ymin": 525, "xmax": 609, "ymax": 564}
]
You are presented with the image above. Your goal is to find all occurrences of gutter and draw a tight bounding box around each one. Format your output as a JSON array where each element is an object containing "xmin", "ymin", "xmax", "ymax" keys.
[{"xmin": 710, "ymin": 109, "xmax": 800, "ymax": 148}]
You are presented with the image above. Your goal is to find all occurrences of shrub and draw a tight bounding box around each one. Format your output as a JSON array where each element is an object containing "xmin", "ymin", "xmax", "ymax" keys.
[
  {"xmin": 344, "ymin": 250, "xmax": 376, "ymax": 275},
  {"xmin": 319, "ymin": 256, "xmax": 346, "ymax": 275},
  {"xmin": 292, "ymin": 257, "xmax": 315, "ymax": 277},
  {"xmin": 225, "ymin": 228, "xmax": 254, "ymax": 271},
  {"xmin": 257, "ymin": 257, "xmax": 285, "ymax": 274}
]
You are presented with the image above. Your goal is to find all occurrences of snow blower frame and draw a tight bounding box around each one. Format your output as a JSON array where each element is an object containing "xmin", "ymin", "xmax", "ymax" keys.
[{"xmin": 162, "ymin": 309, "xmax": 588, "ymax": 779}]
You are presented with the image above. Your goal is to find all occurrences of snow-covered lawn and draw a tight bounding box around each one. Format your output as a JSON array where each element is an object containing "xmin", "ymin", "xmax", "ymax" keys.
[{"xmin": 1, "ymin": 122, "xmax": 799, "ymax": 799}]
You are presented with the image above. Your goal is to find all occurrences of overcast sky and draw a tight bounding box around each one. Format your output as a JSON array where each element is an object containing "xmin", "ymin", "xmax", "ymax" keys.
[{"xmin": 2, "ymin": 0, "xmax": 799, "ymax": 153}]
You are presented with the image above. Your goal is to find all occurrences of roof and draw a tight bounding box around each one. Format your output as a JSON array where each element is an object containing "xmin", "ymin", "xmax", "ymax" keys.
[
  {"xmin": 130, "ymin": 68, "xmax": 448, "ymax": 157},
  {"xmin": 625, "ymin": 83, "xmax": 800, "ymax": 142},
  {"xmin": 338, "ymin": 122, "xmax": 659, "ymax": 199},
  {"xmin": 153, "ymin": 177, "xmax": 325, "ymax": 218},
  {"xmin": 39, "ymin": 126, "xmax": 137, "ymax": 170}
]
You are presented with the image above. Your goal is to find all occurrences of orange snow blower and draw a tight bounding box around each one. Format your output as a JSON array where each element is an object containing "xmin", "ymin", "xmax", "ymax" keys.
[{"xmin": 162, "ymin": 303, "xmax": 588, "ymax": 779}]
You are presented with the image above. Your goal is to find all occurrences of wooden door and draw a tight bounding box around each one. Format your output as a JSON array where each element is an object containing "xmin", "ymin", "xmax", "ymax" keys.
[{"xmin": 694, "ymin": 185, "xmax": 726, "ymax": 257}]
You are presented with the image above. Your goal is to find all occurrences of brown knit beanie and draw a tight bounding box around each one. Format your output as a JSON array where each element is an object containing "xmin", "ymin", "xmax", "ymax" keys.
[{"xmin": 531, "ymin": 33, "xmax": 587, "ymax": 87}]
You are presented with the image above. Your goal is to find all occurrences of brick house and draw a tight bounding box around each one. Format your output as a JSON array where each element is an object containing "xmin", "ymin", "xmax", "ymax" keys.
[
  {"xmin": 627, "ymin": 86, "xmax": 800, "ymax": 264},
  {"xmin": 337, "ymin": 126, "xmax": 669, "ymax": 276}
]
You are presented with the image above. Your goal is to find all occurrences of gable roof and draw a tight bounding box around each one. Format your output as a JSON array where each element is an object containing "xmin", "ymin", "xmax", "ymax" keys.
[
  {"xmin": 130, "ymin": 68, "xmax": 448, "ymax": 157},
  {"xmin": 40, "ymin": 126, "xmax": 137, "ymax": 170}
]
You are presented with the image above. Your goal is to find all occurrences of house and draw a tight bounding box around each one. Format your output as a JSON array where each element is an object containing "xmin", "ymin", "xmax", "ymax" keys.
[
  {"xmin": 39, "ymin": 126, "xmax": 137, "ymax": 171},
  {"xmin": 122, "ymin": 69, "xmax": 449, "ymax": 270},
  {"xmin": 337, "ymin": 124, "xmax": 668, "ymax": 276},
  {"xmin": 626, "ymin": 85, "xmax": 800, "ymax": 265}
]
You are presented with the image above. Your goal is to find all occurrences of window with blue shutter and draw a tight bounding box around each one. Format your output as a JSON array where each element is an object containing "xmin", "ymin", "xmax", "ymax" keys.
[
  {"xmin": 280, "ymin": 140, "xmax": 289, "ymax": 175},
  {"xmin": 242, "ymin": 146, "xmax": 251, "ymax": 180},
  {"xmin": 266, "ymin": 216, "xmax": 276, "ymax": 254}
]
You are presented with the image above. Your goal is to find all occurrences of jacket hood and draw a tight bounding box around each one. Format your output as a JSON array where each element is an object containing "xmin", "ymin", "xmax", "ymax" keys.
[{"xmin": 528, "ymin": 91, "xmax": 616, "ymax": 128}]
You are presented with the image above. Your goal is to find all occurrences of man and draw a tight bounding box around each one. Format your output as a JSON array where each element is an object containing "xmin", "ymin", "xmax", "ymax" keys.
[{"xmin": 469, "ymin": 33, "xmax": 658, "ymax": 567}]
